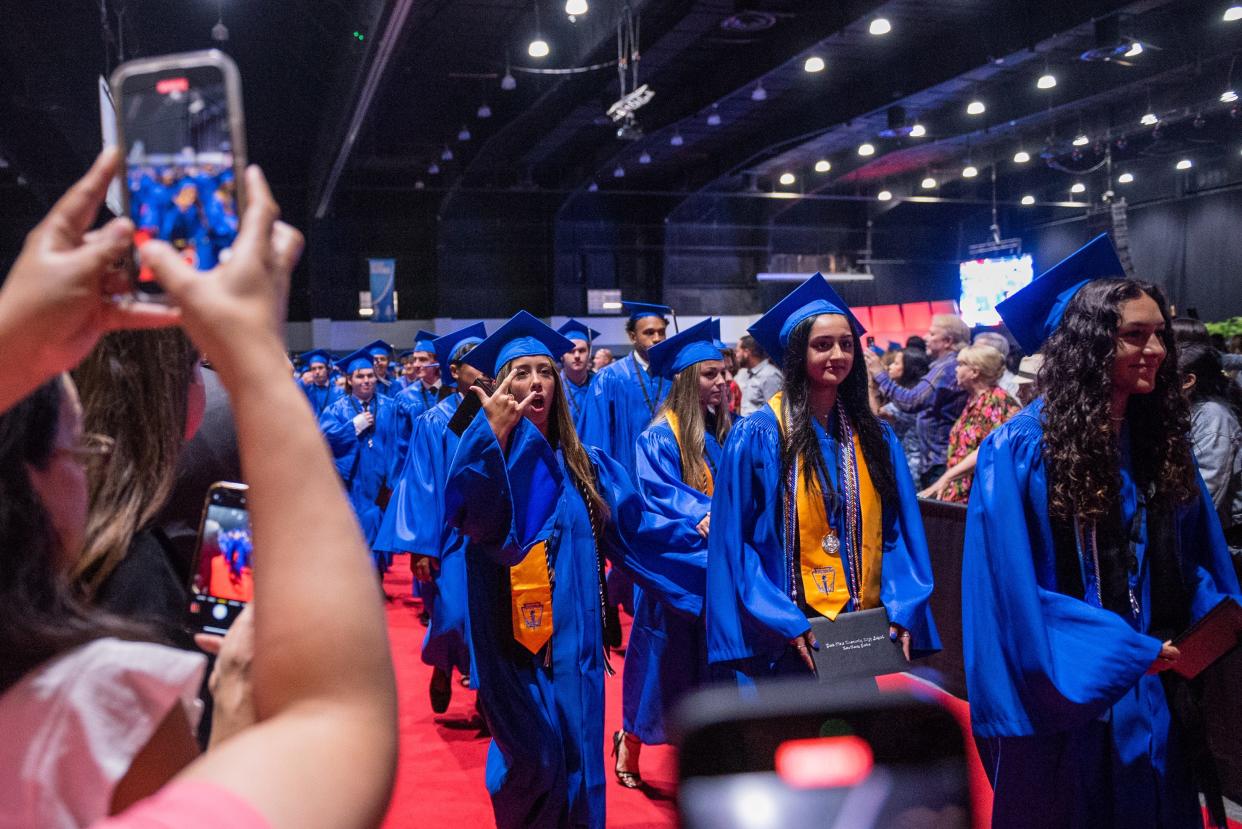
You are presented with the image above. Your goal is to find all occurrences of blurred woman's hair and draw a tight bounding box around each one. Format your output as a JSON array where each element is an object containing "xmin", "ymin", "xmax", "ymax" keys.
[
  {"xmin": 895, "ymin": 347, "xmax": 929, "ymax": 388},
  {"xmin": 71, "ymin": 330, "xmax": 199, "ymax": 595},
  {"xmin": 956, "ymin": 344, "xmax": 1007, "ymax": 387},
  {"xmin": 1170, "ymin": 316, "xmax": 1209, "ymax": 346},
  {"xmin": 655, "ymin": 362, "xmax": 732, "ymax": 491}
]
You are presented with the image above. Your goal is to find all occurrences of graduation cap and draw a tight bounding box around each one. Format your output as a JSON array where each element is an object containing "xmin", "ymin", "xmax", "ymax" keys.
[
  {"xmin": 464, "ymin": 311, "xmax": 576, "ymax": 376},
  {"xmin": 336, "ymin": 347, "xmax": 377, "ymax": 376},
  {"xmin": 747, "ymin": 273, "xmax": 866, "ymax": 366},
  {"xmin": 298, "ymin": 349, "xmax": 332, "ymax": 368},
  {"xmin": 364, "ymin": 339, "xmax": 395, "ymax": 359},
  {"xmin": 710, "ymin": 318, "xmax": 728, "ymax": 350},
  {"xmin": 412, "ymin": 329, "xmax": 438, "ymax": 354},
  {"xmin": 557, "ymin": 319, "xmax": 602, "ymax": 345},
  {"xmin": 433, "ymin": 322, "xmax": 488, "ymax": 372},
  {"xmin": 646, "ymin": 318, "xmax": 723, "ymax": 380},
  {"xmin": 621, "ymin": 300, "xmax": 672, "ymax": 322},
  {"xmin": 997, "ymin": 233, "xmax": 1125, "ymax": 354}
]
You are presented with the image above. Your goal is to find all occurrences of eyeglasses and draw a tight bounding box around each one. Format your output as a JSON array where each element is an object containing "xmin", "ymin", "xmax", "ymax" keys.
[{"xmin": 56, "ymin": 432, "xmax": 115, "ymax": 467}]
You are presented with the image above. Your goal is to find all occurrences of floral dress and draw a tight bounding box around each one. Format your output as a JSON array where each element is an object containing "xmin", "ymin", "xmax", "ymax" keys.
[{"xmin": 942, "ymin": 386, "xmax": 1020, "ymax": 503}]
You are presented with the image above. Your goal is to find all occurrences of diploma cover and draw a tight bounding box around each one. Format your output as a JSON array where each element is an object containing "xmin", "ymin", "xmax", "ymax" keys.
[
  {"xmin": 1171, "ymin": 597, "xmax": 1242, "ymax": 680},
  {"xmin": 809, "ymin": 607, "xmax": 908, "ymax": 679}
]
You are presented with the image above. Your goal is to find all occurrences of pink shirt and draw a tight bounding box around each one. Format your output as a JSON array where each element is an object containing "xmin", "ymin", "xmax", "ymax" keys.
[{"xmin": 91, "ymin": 781, "xmax": 268, "ymax": 829}]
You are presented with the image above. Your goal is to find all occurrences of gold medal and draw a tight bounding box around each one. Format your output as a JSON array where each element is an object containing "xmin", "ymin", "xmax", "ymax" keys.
[{"xmin": 821, "ymin": 529, "xmax": 840, "ymax": 556}]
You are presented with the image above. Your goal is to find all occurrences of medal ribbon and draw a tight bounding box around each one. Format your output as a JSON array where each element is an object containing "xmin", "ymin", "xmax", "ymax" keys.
[{"xmin": 509, "ymin": 540, "xmax": 554, "ymax": 655}]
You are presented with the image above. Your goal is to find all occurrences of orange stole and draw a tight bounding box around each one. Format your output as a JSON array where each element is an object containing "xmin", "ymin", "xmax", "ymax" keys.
[
  {"xmin": 510, "ymin": 541, "xmax": 554, "ymax": 654},
  {"xmin": 768, "ymin": 392, "xmax": 883, "ymax": 619},
  {"xmin": 664, "ymin": 411, "xmax": 714, "ymax": 497}
]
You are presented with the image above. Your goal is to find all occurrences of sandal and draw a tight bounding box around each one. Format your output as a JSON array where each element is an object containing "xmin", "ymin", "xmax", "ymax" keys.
[{"xmin": 612, "ymin": 730, "xmax": 643, "ymax": 789}]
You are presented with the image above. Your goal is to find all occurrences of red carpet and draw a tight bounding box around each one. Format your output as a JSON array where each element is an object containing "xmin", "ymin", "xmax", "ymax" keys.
[{"xmin": 378, "ymin": 560, "xmax": 1238, "ymax": 828}]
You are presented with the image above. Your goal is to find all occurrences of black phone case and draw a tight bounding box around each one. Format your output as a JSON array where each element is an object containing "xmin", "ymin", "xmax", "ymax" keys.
[{"xmin": 448, "ymin": 377, "xmax": 496, "ymax": 436}]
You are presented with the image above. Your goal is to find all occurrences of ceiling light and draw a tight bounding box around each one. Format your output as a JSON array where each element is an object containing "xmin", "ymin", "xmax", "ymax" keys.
[
  {"xmin": 1140, "ymin": 112, "xmax": 1158, "ymax": 126},
  {"xmin": 858, "ymin": 142, "xmax": 876, "ymax": 156},
  {"xmin": 815, "ymin": 159, "xmax": 831, "ymax": 173},
  {"xmin": 441, "ymin": 146, "xmax": 454, "ymax": 161},
  {"xmin": 1037, "ymin": 73, "xmax": 1057, "ymax": 90},
  {"xmin": 1013, "ymin": 150, "xmax": 1031, "ymax": 163},
  {"xmin": 752, "ymin": 82, "xmax": 768, "ymax": 101},
  {"xmin": 613, "ymin": 165, "xmax": 625, "ymax": 178},
  {"xmin": 428, "ymin": 161, "xmax": 440, "ymax": 175},
  {"xmin": 1072, "ymin": 134, "xmax": 1089, "ymax": 147},
  {"xmin": 500, "ymin": 70, "xmax": 517, "ymax": 91},
  {"xmin": 528, "ymin": 38, "xmax": 550, "ymax": 58},
  {"xmin": 920, "ymin": 176, "xmax": 937, "ymax": 189},
  {"xmin": 565, "ymin": 0, "xmax": 588, "ymax": 17},
  {"xmin": 587, "ymin": 182, "xmax": 599, "ymax": 191},
  {"xmin": 1176, "ymin": 158, "xmax": 1192, "ymax": 170},
  {"xmin": 706, "ymin": 109, "xmax": 722, "ymax": 126},
  {"xmin": 779, "ymin": 172, "xmax": 796, "ymax": 185},
  {"xmin": 1222, "ymin": 90, "xmax": 1239, "ymax": 103},
  {"xmin": 877, "ymin": 190, "xmax": 893, "ymax": 201},
  {"xmin": 1226, "ymin": 5, "xmax": 1242, "ymax": 21},
  {"xmin": 670, "ymin": 131, "xmax": 684, "ymax": 146},
  {"xmin": 414, "ymin": 180, "xmax": 425, "ymax": 190},
  {"xmin": 804, "ymin": 56, "xmax": 825, "ymax": 73},
  {"xmin": 869, "ymin": 17, "xmax": 891, "ymax": 35},
  {"xmin": 1125, "ymin": 41, "xmax": 1143, "ymax": 58},
  {"xmin": 1070, "ymin": 182, "xmax": 1085, "ymax": 193},
  {"xmin": 1118, "ymin": 172, "xmax": 1134, "ymax": 184},
  {"xmin": 962, "ymin": 164, "xmax": 978, "ymax": 178},
  {"xmin": 458, "ymin": 125, "xmax": 471, "ymax": 141},
  {"xmin": 477, "ymin": 102, "xmax": 492, "ymax": 118},
  {"xmin": 639, "ymin": 151, "xmax": 652, "ymax": 164},
  {"xmin": 909, "ymin": 123, "xmax": 926, "ymax": 137},
  {"xmin": 1020, "ymin": 195, "xmax": 1035, "ymax": 205},
  {"xmin": 966, "ymin": 100, "xmax": 986, "ymax": 116}
]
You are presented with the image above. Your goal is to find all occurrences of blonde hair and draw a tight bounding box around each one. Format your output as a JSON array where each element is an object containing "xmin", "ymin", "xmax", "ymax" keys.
[
  {"xmin": 654, "ymin": 362, "xmax": 732, "ymax": 490},
  {"xmin": 931, "ymin": 313, "xmax": 971, "ymax": 348},
  {"xmin": 957, "ymin": 344, "xmax": 1007, "ymax": 386}
]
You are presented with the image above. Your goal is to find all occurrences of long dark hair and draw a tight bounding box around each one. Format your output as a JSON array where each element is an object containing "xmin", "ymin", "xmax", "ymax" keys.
[
  {"xmin": 780, "ymin": 316, "xmax": 899, "ymax": 508},
  {"xmin": 1040, "ymin": 278, "xmax": 1196, "ymax": 523},
  {"xmin": 895, "ymin": 347, "xmax": 930, "ymax": 388},
  {"xmin": 0, "ymin": 378, "xmax": 149, "ymax": 694}
]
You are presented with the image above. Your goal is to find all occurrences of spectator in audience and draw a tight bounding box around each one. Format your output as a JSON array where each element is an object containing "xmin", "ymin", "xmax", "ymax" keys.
[
  {"xmin": 1229, "ymin": 334, "xmax": 1242, "ymax": 355},
  {"xmin": 864, "ymin": 313, "xmax": 970, "ymax": 488},
  {"xmin": 1013, "ymin": 353, "xmax": 1043, "ymax": 407},
  {"xmin": 972, "ymin": 331, "xmax": 1020, "ymax": 398},
  {"xmin": 918, "ymin": 344, "xmax": 1020, "ymax": 502},
  {"xmin": 1178, "ymin": 344, "xmax": 1242, "ymax": 542},
  {"xmin": 869, "ymin": 346, "xmax": 929, "ymax": 481},
  {"xmin": 592, "ymin": 347, "xmax": 614, "ymax": 370},
  {"xmin": 905, "ymin": 334, "xmax": 926, "ymax": 351},
  {"xmin": 734, "ymin": 334, "xmax": 783, "ymax": 416},
  {"xmin": 70, "ymin": 330, "xmax": 204, "ymax": 643},
  {"xmin": 0, "ymin": 149, "xmax": 396, "ymax": 829},
  {"xmin": 719, "ymin": 346, "xmax": 742, "ymax": 416}
]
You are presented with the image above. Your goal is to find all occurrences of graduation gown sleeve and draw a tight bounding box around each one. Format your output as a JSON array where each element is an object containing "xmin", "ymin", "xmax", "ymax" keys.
[
  {"xmin": 961, "ymin": 411, "xmax": 1165, "ymax": 737},
  {"xmin": 705, "ymin": 412, "xmax": 811, "ymax": 664}
]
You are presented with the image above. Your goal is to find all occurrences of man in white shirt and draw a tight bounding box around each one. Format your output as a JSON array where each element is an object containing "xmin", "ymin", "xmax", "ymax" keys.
[{"xmin": 735, "ymin": 335, "xmax": 783, "ymax": 416}]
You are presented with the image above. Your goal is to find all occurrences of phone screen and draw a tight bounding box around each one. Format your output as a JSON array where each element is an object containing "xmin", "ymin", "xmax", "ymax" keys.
[
  {"xmin": 119, "ymin": 64, "xmax": 239, "ymax": 287},
  {"xmin": 189, "ymin": 492, "xmax": 252, "ymax": 635}
]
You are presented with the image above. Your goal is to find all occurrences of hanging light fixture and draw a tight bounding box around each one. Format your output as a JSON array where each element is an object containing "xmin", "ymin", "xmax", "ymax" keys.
[
  {"xmin": 428, "ymin": 161, "xmax": 440, "ymax": 175},
  {"xmin": 441, "ymin": 146, "xmax": 454, "ymax": 161},
  {"xmin": 751, "ymin": 82, "xmax": 768, "ymax": 102},
  {"xmin": 962, "ymin": 164, "xmax": 979, "ymax": 178},
  {"xmin": 966, "ymin": 99, "xmax": 986, "ymax": 116},
  {"xmin": 670, "ymin": 131, "xmax": 684, "ymax": 146},
  {"xmin": 458, "ymin": 125, "xmax": 472, "ymax": 141},
  {"xmin": 1227, "ymin": 5, "xmax": 1242, "ymax": 21},
  {"xmin": 477, "ymin": 102, "xmax": 492, "ymax": 118},
  {"xmin": 639, "ymin": 151, "xmax": 652, "ymax": 164},
  {"xmin": 706, "ymin": 104, "xmax": 722, "ymax": 126},
  {"xmin": 779, "ymin": 172, "xmax": 796, "ymax": 185},
  {"xmin": 1020, "ymin": 195, "xmax": 1035, "ymax": 205},
  {"xmin": 565, "ymin": 0, "xmax": 588, "ymax": 20},
  {"xmin": 869, "ymin": 17, "xmax": 892, "ymax": 35},
  {"xmin": 858, "ymin": 142, "xmax": 876, "ymax": 156},
  {"xmin": 613, "ymin": 165, "xmax": 626, "ymax": 178},
  {"xmin": 804, "ymin": 56, "xmax": 826, "ymax": 73},
  {"xmin": 909, "ymin": 123, "xmax": 926, "ymax": 137},
  {"xmin": 1072, "ymin": 134, "xmax": 1089, "ymax": 147},
  {"xmin": 877, "ymin": 190, "xmax": 893, "ymax": 201},
  {"xmin": 814, "ymin": 159, "xmax": 831, "ymax": 173},
  {"xmin": 1070, "ymin": 182, "xmax": 1086, "ymax": 193},
  {"xmin": 921, "ymin": 175, "xmax": 937, "ymax": 189},
  {"xmin": 1013, "ymin": 149, "xmax": 1031, "ymax": 163},
  {"xmin": 1037, "ymin": 72, "xmax": 1057, "ymax": 90},
  {"xmin": 1118, "ymin": 172, "xmax": 1135, "ymax": 184},
  {"xmin": 528, "ymin": 2, "xmax": 549, "ymax": 57},
  {"xmin": 1175, "ymin": 158, "xmax": 1192, "ymax": 170}
]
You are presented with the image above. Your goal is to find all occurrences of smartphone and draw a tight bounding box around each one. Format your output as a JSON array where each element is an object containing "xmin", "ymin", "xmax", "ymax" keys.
[
  {"xmin": 109, "ymin": 50, "xmax": 247, "ymax": 298},
  {"xmin": 866, "ymin": 335, "xmax": 876, "ymax": 349},
  {"xmin": 188, "ymin": 481, "xmax": 252, "ymax": 635},
  {"xmin": 448, "ymin": 376, "xmax": 497, "ymax": 437},
  {"xmin": 673, "ymin": 679, "xmax": 974, "ymax": 829}
]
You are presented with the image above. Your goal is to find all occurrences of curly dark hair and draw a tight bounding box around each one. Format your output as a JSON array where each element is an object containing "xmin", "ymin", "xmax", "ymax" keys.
[
  {"xmin": 1040, "ymin": 278, "xmax": 1196, "ymax": 523},
  {"xmin": 780, "ymin": 316, "xmax": 899, "ymax": 510}
]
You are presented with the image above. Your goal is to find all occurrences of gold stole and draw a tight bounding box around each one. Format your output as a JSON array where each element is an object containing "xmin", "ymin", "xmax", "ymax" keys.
[
  {"xmin": 664, "ymin": 411, "xmax": 714, "ymax": 497},
  {"xmin": 510, "ymin": 541, "xmax": 554, "ymax": 654},
  {"xmin": 768, "ymin": 392, "xmax": 883, "ymax": 619}
]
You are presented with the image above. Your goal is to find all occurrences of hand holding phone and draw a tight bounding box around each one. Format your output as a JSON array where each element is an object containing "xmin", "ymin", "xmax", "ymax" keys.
[{"xmin": 188, "ymin": 481, "xmax": 252, "ymax": 635}]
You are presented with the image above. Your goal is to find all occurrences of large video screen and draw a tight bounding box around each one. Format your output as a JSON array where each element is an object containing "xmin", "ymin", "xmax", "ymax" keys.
[{"xmin": 959, "ymin": 254, "xmax": 1034, "ymax": 327}]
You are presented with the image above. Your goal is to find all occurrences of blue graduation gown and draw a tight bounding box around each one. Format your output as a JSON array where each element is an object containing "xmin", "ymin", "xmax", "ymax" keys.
[
  {"xmin": 300, "ymin": 379, "xmax": 342, "ymax": 418},
  {"xmin": 579, "ymin": 355, "xmax": 667, "ymax": 482},
  {"xmin": 319, "ymin": 393, "xmax": 399, "ymax": 571},
  {"xmin": 390, "ymin": 381, "xmax": 443, "ymax": 480},
  {"xmin": 446, "ymin": 413, "xmax": 700, "ymax": 829},
  {"xmin": 962, "ymin": 402, "xmax": 1242, "ymax": 829},
  {"xmin": 375, "ymin": 394, "xmax": 472, "ymax": 676},
  {"xmin": 560, "ymin": 371, "xmax": 593, "ymax": 436},
  {"xmin": 624, "ymin": 420, "xmax": 718, "ymax": 744},
  {"xmin": 705, "ymin": 403, "xmax": 940, "ymax": 679}
]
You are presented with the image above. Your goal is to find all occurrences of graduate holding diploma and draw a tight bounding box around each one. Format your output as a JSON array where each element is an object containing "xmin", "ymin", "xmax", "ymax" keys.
[
  {"xmin": 962, "ymin": 234, "xmax": 1242, "ymax": 828},
  {"xmin": 705, "ymin": 274, "xmax": 939, "ymax": 683}
]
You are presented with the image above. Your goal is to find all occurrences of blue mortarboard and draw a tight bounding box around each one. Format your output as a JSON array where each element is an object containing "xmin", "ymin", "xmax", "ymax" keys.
[
  {"xmin": 747, "ymin": 273, "xmax": 866, "ymax": 366},
  {"xmin": 412, "ymin": 329, "xmax": 438, "ymax": 354},
  {"xmin": 557, "ymin": 319, "xmax": 602, "ymax": 345},
  {"xmin": 364, "ymin": 339, "xmax": 394, "ymax": 359},
  {"xmin": 299, "ymin": 349, "xmax": 332, "ymax": 368},
  {"xmin": 397, "ymin": 349, "xmax": 414, "ymax": 360},
  {"xmin": 336, "ymin": 347, "xmax": 376, "ymax": 376},
  {"xmin": 887, "ymin": 341, "xmax": 901, "ymax": 352},
  {"xmin": 433, "ymin": 322, "xmax": 488, "ymax": 372},
  {"xmin": 710, "ymin": 318, "xmax": 728, "ymax": 349},
  {"xmin": 646, "ymin": 318, "xmax": 724, "ymax": 380},
  {"xmin": 464, "ymin": 311, "xmax": 576, "ymax": 377},
  {"xmin": 997, "ymin": 233, "xmax": 1124, "ymax": 354},
  {"xmin": 620, "ymin": 300, "xmax": 672, "ymax": 322}
]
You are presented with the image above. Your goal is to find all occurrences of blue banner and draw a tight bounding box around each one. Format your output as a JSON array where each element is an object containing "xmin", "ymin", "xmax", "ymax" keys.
[{"xmin": 368, "ymin": 258, "xmax": 396, "ymax": 322}]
